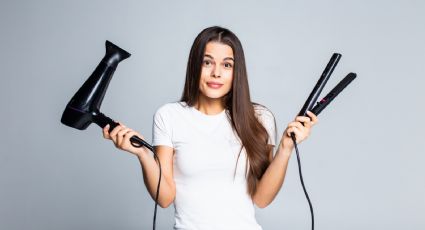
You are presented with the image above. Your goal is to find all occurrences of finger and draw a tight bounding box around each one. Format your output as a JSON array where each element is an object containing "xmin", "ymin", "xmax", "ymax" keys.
[
  {"xmin": 103, "ymin": 124, "xmax": 110, "ymax": 139},
  {"xmin": 117, "ymin": 128, "xmax": 132, "ymax": 146},
  {"xmin": 118, "ymin": 128, "xmax": 132, "ymax": 136},
  {"xmin": 300, "ymin": 119, "xmax": 312, "ymax": 129},
  {"xmin": 110, "ymin": 126, "xmax": 124, "ymax": 144},
  {"xmin": 109, "ymin": 124, "xmax": 125, "ymax": 137},
  {"xmin": 306, "ymin": 111, "xmax": 318, "ymax": 124},
  {"xmin": 286, "ymin": 126, "xmax": 301, "ymax": 136},
  {"xmin": 123, "ymin": 131, "xmax": 142, "ymax": 146},
  {"xmin": 307, "ymin": 111, "xmax": 318, "ymax": 125},
  {"xmin": 288, "ymin": 121, "xmax": 297, "ymax": 128},
  {"xmin": 118, "ymin": 122, "xmax": 126, "ymax": 128},
  {"xmin": 297, "ymin": 121, "xmax": 308, "ymax": 131},
  {"xmin": 123, "ymin": 130, "xmax": 136, "ymax": 139},
  {"xmin": 295, "ymin": 116, "xmax": 311, "ymax": 123},
  {"xmin": 286, "ymin": 127, "xmax": 293, "ymax": 137},
  {"xmin": 125, "ymin": 132, "xmax": 144, "ymax": 149},
  {"xmin": 295, "ymin": 116, "xmax": 312, "ymax": 128},
  {"xmin": 123, "ymin": 130, "xmax": 144, "ymax": 140},
  {"xmin": 289, "ymin": 121, "xmax": 307, "ymax": 131},
  {"xmin": 287, "ymin": 127, "xmax": 304, "ymax": 143}
]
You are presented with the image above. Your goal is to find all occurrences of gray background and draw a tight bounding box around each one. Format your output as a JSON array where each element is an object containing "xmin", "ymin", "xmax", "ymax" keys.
[{"xmin": 1, "ymin": 0, "xmax": 424, "ymax": 229}]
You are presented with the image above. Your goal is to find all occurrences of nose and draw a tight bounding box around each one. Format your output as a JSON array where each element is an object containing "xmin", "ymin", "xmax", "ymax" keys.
[{"xmin": 211, "ymin": 65, "xmax": 221, "ymax": 78}]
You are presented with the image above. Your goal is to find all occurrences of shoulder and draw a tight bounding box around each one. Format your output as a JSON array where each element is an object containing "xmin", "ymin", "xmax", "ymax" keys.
[
  {"xmin": 253, "ymin": 103, "xmax": 275, "ymax": 122},
  {"xmin": 154, "ymin": 101, "xmax": 188, "ymax": 117},
  {"xmin": 253, "ymin": 103, "xmax": 277, "ymax": 145}
]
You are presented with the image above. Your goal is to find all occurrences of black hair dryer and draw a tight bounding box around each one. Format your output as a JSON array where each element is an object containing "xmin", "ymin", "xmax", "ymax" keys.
[{"xmin": 61, "ymin": 40, "xmax": 152, "ymax": 151}]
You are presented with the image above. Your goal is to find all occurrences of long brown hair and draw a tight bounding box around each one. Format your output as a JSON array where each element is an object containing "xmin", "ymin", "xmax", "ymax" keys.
[{"xmin": 181, "ymin": 26, "xmax": 272, "ymax": 197}]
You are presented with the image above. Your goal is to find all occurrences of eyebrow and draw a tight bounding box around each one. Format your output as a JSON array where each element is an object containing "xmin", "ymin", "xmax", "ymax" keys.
[{"xmin": 204, "ymin": 54, "xmax": 234, "ymax": 62}]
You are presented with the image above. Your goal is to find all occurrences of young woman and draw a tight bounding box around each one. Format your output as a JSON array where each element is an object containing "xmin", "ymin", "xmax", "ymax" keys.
[{"xmin": 103, "ymin": 26, "xmax": 318, "ymax": 229}]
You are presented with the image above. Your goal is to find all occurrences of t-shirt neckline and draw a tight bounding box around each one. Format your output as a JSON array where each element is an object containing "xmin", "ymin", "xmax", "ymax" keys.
[{"xmin": 189, "ymin": 105, "xmax": 226, "ymax": 119}]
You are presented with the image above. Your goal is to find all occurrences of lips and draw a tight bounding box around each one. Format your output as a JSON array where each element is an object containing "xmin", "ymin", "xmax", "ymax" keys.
[{"xmin": 206, "ymin": 81, "xmax": 223, "ymax": 89}]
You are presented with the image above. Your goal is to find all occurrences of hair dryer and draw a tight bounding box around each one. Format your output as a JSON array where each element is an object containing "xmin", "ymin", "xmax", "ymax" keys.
[
  {"xmin": 61, "ymin": 41, "xmax": 161, "ymax": 230},
  {"xmin": 60, "ymin": 40, "xmax": 152, "ymax": 151}
]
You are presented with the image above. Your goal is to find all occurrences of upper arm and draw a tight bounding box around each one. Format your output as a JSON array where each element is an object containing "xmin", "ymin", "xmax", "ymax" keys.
[
  {"xmin": 268, "ymin": 144, "xmax": 274, "ymax": 162},
  {"xmin": 155, "ymin": 145, "xmax": 176, "ymax": 194},
  {"xmin": 152, "ymin": 104, "xmax": 177, "ymax": 207},
  {"xmin": 152, "ymin": 105, "xmax": 175, "ymax": 190}
]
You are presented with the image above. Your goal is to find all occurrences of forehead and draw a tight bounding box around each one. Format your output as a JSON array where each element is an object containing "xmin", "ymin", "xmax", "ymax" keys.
[{"xmin": 204, "ymin": 42, "xmax": 234, "ymax": 59}]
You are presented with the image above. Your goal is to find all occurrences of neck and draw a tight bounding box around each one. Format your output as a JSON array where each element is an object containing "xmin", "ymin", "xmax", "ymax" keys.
[{"xmin": 194, "ymin": 95, "xmax": 225, "ymax": 115}]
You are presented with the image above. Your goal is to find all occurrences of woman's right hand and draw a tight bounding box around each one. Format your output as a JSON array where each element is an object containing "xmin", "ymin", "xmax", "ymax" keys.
[{"xmin": 102, "ymin": 123, "xmax": 149, "ymax": 157}]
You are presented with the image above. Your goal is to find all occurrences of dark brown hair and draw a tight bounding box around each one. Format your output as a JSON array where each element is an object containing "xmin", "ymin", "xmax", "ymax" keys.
[{"xmin": 181, "ymin": 26, "xmax": 272, "ymax": 197}]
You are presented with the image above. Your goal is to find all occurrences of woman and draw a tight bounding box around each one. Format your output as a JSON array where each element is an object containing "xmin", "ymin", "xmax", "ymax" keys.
[{"xmin": 103, "ymin": 26, "xmax": 317, "ymax": 229}]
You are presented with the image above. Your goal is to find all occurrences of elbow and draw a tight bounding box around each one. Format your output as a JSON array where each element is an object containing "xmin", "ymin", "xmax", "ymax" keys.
[
  {"xmin": 254, "ymin": 201, "xmax": 270, "ymax": 209},
  {"xmin": 159, "ymin": 201, "xmax": 172, "ymax": 209},
  {"xmin": 154, "ymin": 183, "xmax": 176, "ymax": 208},
  {"xmin": 158, "ymin": 195, "xmax": 175, "ymax": 208},
  {"xmin": 252, "ymin": 196, "xmax": 271, "ymax": 209}
]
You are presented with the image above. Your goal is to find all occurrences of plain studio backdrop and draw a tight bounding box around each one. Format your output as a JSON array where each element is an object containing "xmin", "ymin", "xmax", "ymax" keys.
[{"xmin": 1, "ymin": 0, "xmax": 424, "ymax": 229}]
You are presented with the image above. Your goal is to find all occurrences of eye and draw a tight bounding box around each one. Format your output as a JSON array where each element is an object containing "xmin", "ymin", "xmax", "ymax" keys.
[
  {"xmin": 203, "ymin": 59, "xmax": 212, "ymax": 66},
  {"xmin": 224, "ymin": 62, "xmax": 233, "ymax": 68}
]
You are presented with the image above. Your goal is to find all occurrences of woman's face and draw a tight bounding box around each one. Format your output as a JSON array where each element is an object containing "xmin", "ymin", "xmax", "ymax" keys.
[{"xmin": 198, "ymin": 41, "xmax": 234, "ymax": 102}]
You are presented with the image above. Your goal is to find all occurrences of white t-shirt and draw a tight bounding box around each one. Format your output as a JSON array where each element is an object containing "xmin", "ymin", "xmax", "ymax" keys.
[{"xmin": 152, "ymin": 102, "xmax": 276, "ymax": 230}]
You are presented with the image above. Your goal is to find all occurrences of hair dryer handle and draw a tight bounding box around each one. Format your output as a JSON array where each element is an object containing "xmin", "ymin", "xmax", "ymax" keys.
[{"xmin": 93, "ymin": 112, "xmax": 154, "ymax": 152}]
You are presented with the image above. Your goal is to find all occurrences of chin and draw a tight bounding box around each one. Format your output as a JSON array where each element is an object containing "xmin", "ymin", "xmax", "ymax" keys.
[
  {"xmin": 204, "ymin": 89, "xmax": 229, "ymax": 98},
  {"xmin": 205, "ymin": 94, "xmax": 226, "ymax": 100}
]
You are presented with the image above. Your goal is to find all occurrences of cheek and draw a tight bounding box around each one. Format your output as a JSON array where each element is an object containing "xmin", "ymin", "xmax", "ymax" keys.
[
  {"xmin": 223, "ymin": 72, "xmax": 233, "ymax": 92},
  {"xmin": 200, "ymin": 67, "xmax": 211, "ymax": 78},
  {"xmin": 199, "ymin": 68, "xmax": 209, "ymax": 89},
  {"xmin": 199, "ymin": 69, "xmax": 207, "ymax": 87},
  {"xmin": 224, "ymin": 71, "xmax": 233, "ymax": 84}
]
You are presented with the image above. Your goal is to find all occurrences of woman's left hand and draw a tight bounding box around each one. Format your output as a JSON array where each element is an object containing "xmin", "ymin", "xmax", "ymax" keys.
[{"xmin": 279, "ymin": 111, "xmax": 318, "ymax": 152}]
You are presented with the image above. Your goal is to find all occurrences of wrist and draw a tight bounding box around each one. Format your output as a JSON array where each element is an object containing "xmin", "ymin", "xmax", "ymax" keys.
[
  {"xmin": 278, "ymin": 142, "xmax": 294, "ymax": 158},
  {"xmin": 135, "ymin": 147, "xmax": 150, "ymax": 159}
]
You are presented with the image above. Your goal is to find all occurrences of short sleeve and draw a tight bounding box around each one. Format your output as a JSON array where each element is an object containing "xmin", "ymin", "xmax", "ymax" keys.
[
  {"xmin": 255, "ymin": 106, "xmax": 277, "ymax": 146},
  {"xmin": 152, "ymin": 106, "xmax": 173, "ymax": 148}
]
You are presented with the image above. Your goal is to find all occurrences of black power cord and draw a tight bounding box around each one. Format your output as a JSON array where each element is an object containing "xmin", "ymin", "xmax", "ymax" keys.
[
  {"xmin": 130, "ymin": 142, "xmax": 162, "ymax": 230},
  {"xmin": 291, "ymin": 133, "xmax": 314, "ymax": 230}
]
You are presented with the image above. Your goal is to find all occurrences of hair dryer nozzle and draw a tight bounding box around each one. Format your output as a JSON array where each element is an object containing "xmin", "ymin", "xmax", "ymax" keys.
[{"xmin": 103, "ymin": 40, "xmax": 131, "ymax": 69}]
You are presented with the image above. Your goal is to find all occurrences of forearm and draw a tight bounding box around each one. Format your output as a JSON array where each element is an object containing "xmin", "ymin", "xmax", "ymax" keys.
[
  {"xmin": 137, "ymin": 151, "xmax": 175, "ymax": 208},
  {"xmin": 252, "ymin": 145, "xmax": 293, "ymax": 208}
]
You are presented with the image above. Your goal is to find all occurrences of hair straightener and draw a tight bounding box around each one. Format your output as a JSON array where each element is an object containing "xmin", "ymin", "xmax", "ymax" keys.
[{"xmin": 291, "ymin": 53, "xmax": 357, "ymax": 230}]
